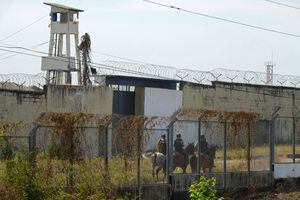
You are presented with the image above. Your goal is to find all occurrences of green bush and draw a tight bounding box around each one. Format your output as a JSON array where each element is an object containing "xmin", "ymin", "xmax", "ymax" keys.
[
  {"xmin": 1, "ymin": 139, "xmax": 14, "ymax": 160},
  {"xmin": 5, "ymin": 153, "xmax": 44, "ymax": 200},
  {"xmin": 188, "ymin": 176, "xmax": 223, "ymax": 200}
]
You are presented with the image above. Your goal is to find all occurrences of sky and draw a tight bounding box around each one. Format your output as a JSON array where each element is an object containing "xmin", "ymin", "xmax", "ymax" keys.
[{"xmin": 0, "ymin": 0, "xmax": 300, "ymax": 76}]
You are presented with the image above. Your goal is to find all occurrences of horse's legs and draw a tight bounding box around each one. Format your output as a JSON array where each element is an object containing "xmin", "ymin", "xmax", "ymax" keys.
[
  {"xmin": 182, "ymin": 161, "xmax": 187, "ymax": 174},
  {"xmin": 182, "ymin": 154, "xmax": 188, "ymax": 174},
  {"xmin": 183, "ymin": 166, "xmax": 187, "ymax": 174},
  {"xmin": 152, "ymin": 167, "xmax": 155, "ymax": 180},
  {"xmin": 157, "ymin": 166, "xmax": 163, "ymax": 181}
]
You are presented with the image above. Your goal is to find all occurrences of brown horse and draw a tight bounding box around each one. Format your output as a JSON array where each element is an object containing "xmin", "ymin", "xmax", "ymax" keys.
[
  {"xmin": 148, "ymin": 143, "xmax": 200, "ymax": 180},
  {"xmin": 172, "ymin": 143, "xmax": 195, "ymax": 173},
  {"xmin": 190, "ymin": 146, "xmax": 216, "ymax": 173}
]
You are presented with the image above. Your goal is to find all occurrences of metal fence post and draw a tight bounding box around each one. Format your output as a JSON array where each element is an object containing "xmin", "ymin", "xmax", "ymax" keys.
[
  {"xmin": 137, "ymin": 128, "xmax": 141, "ymax": 200},
  {"xmin": 247, "ymin": 122, "xmax": 251, "ymax": 188},
  {"xmin": 267, "ymin": 120, "xmax": 274, "ymax": 186},
  {"xmin": 197, "ymin": 118, "xmax": 202, "ymax": 174},
  {"xmin": 166, "ymin": 128, "xmax": 170, "ymax": 183},
  {"xmin": 170, "ymin": 123, "xmax": 174, "ymax": 182},
  {"xmin": 268, "ymin": 107, "xmax": 280, "ymax": 180},
  {"xmin": 29, "ymin": 123, "xmax": 40, "ymax": 165},
  {"xmin": 270, "ymin": 112, "xmax": 279, "ymax": 172},
  {"xmin": 223, "ymin": 120, "xmax": 227, "ymax": 190},
  {"xmin": 270, "ymin": 119, "xmax": 275, "ymax": 172},
  {"xmin": 98, "ymin": 126, "xmax": 102, "ymax": 157},
  {"xmin": 105, "ymin": 126, "xmax": 109, "ymax": 184},
  {"xmin": 293, "ymin": 115, "xmax": 296, "ymax": 163}
]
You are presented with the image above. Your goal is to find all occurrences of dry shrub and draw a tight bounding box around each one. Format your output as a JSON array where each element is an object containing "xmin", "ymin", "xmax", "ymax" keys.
[
  {"xmin": 173, "ymin": 108, "xmax": 259, "ymax": 123},
  {"xmin": 275, "ymin": 178, "xmax": 300, "ymax": 193},
  {"xmin": 115, "ymin": 115, "xmax": 147, "ymax": 173},
  {"xmin": 38, "ymin": 112, "xmax": 111, "ymax": 160},
  {"xmin": 0, "ymin": 180, "xmax": 19, "ymax": 200},
  {"xmin": 0, "ymin": 121, "xmax": 25, "ymax": 135}
]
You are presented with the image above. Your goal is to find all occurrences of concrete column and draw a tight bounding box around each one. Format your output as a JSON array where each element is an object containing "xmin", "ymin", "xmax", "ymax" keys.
[
  {"xmin": 57, "ymin": 33, "xmax": 64, "ymax": 84},
  {"xmin": 47, "ymin": 33, "xmax": 55, "ymax": 83},
  {"xmin": 75, "ymin": 34, "xmax": 82, "ymax": 85},
  {"xmin": 66, "ymin": 12, "xmax": 71, "ymax": 84}
]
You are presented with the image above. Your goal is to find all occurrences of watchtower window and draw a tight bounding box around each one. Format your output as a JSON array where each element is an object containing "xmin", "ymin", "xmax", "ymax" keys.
[
  {"xmin": 52, "ymin": 13, "xmax": 57, "ymax": 22},
  {"xmin": 60, "ymin": 13, "xmax": 74, "ymax": 23},
  {"xmin": 60, "ymin": 13, "xmax": 68, "ymax": 23},
  {"xmin": 52, "ymin": 12, "xmax": 76, "ymax": 23},
  {"xmin": 52, "ymin": 13, "xmax": 61, "ymax": 22}
]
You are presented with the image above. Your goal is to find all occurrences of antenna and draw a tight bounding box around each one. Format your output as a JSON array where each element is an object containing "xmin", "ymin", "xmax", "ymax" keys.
[{"xmin": 265, "ymin": 60, "xmax": 275, "ymax": 85}]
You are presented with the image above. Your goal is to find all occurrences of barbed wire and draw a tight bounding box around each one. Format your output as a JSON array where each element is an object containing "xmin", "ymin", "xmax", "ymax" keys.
[
  {"xmin": 97, "ymin": 61, "xmax": 300, "ymax": 88},
  {"xmin": 1, "ymin": 60, "xmax": 300, "ymax": 89},
  {"xmin": 0, "ymin": 72, "xmax": 45, "ymax": 89}
]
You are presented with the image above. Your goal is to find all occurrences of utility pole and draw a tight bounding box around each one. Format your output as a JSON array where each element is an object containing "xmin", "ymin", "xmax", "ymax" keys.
[{"xmin": 79, "ymin": 33, "xmax": 92, "ymax": 86}]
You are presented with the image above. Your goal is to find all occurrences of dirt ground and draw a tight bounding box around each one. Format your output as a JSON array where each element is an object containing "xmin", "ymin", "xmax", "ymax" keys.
[
  {"xmin": 223, "ymin": 180, "xmax": 300, "ymax": 200},
  {"xmin": 223, "ymin": 190, "xmax": 300, "ymax": 200}
]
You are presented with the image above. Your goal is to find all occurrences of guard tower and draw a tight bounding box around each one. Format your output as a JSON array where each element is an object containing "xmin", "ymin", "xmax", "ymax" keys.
[{"xmin": 42, "ymin": 2, "xmax": 84, "ymax": 85}]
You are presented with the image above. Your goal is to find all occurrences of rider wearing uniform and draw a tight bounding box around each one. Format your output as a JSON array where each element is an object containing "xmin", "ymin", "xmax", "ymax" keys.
[
  {"xmin": 174, "ymin": 134, "xmax": 188, "ymax": 165},
  {"xmin": 174, "ymin": 134, "xmax": 184, "ymax": 154},
  {"xmin": 200, "ymin": 135, "xmax": 208, "ymax": 154},
  {"xmin": 157, "ymin": 134, "xmax": 167, "ymax": 155}
]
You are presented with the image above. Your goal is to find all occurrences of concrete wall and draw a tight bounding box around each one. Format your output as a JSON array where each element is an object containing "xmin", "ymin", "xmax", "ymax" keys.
[
  {"xmin": 135, "ymin": 87, "xmax": 144, "ymax": 115},
  {"xmin": 46, "ymin": 85, "xmax": 113, "ymax": 115},
  {"xmin": 182, "ymin": 81, "xmax": 300, "ymax": 119},
  {"xmin": 135, "ymin": 87, "xmax": 182, "ymax": 117},
  {"xmin": 0, "ymin": 89, "xmax": 46, "ymax": 123},
  {"xmin": 0, "ymin": 85, "xmax": 113, "ymax": 135}
]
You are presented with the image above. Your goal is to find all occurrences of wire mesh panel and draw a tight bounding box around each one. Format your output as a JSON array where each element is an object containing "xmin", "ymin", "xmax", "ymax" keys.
[
  {"xmin": 77, "ymin": 127, "xmax": 103, "ymax": 157},
  {"xmin": 296, "ymin": 118, "xmax": 300, "ymax": 162},
  {"xmin": 0, "ymin": 136, "xmax": 29, "ymax": 157},
  {"xmin": 0, "ymin": 136, "xmax": 30, "ymax": 178},
  {"xmin": 250, "ymin": 121, "xmax": 270, "ymax": 171},
  {"xmin": 35, "ymin": 126, "xmax": 108, "ymax": 193},
  {"xmin": 226, "ymin": 123, "xmax": 248, "ymax": 172},
  {"xmin": 110, "ymin": 128, "xmax": 138, "ymax": 194},
  {"xmin": 201, "ymin": 121, "xmax": 224, "ymax": 173},
  {"xmin": 274, "ymin": 118, "xmax": 293, "ymax": 163},
  {"xmin": 173, "ymin": 120, "xmax": 198, "ymax": 174},
  {"xmin": 141, "ymin": 129, "xmax": 168, "ymax": 183}
]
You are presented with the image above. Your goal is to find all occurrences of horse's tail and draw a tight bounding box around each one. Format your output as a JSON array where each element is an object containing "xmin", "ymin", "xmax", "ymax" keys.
[{"xmin": 142, "ymin": 151, "xmax": 154, "ymax": 160}]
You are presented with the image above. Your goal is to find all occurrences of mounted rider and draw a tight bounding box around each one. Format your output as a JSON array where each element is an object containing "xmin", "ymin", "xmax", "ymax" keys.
[
  {"xmin": 174, "ymin": 134, "xmax": 188, "ymax": 165},
  {"xmin": 200, "ymin": 135, "xmax": 208, "ymax": 154},
  {"xmin": 174, "ymin": 134, "xmax": 184, "ymax": 154},
  {"xmin": 157, "ymin": 134, "xmax": 167, "ymax": 155}
]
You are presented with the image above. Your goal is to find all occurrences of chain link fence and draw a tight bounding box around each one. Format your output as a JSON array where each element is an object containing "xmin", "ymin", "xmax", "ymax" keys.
[{"xmin": 2, "ymin": 112, "xmax": 300, "ymax": 198}]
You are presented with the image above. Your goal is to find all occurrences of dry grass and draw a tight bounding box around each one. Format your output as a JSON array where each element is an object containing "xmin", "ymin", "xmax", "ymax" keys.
[
  {"xmin": 0, "ymin": 144, "xmax": 296, "ymax": 189},
  {"xmin": 0, "ymin": 180, "xmax": 19, "ymax": 200}
]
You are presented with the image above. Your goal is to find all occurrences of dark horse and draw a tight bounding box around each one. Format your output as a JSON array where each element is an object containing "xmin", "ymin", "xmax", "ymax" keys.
[
  {"xmin": 190, "ymin": 145, "xmax": 217, "ymax": 173},
  {"xmin": 173, "ymin": 143, "xmax": 195, "ymax": 173}
]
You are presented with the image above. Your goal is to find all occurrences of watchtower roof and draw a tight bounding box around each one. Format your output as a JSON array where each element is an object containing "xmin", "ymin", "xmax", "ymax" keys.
[{"xmin": 44, "ymin": 2, "xmax": 84, "ymax": 12}]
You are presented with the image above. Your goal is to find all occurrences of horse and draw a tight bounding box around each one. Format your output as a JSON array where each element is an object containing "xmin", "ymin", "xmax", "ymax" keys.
[
  {"xmin": 142, "ymin": 152, "xmax": 166, "ymax": 182},
  {"xmin": 173, "ymin": 143, "xmax": 195, "ymax": 173},
  {"xmin": 185, "ymin": 143, "xmax": 195, "ymax": 155},
  {"xmin": 190, "ymin": 145, "xmax": 217, "ymax": 173},
  {"xmin": 144, "ymin": 143, "xmax": 195, "ymax": 181}
]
